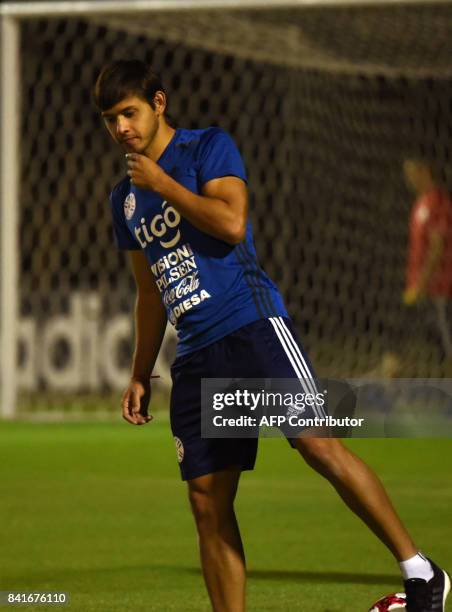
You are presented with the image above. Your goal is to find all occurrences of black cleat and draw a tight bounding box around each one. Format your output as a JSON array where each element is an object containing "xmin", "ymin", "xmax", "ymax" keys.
[{"xmin": 405, "ymin": 558, "xmax": 451, "ymax": 611}]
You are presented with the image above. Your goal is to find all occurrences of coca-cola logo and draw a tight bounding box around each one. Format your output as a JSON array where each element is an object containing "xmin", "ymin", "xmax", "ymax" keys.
[{"xmin": 163, "ymin": 272, "xmax": 200, "ymax": 306}]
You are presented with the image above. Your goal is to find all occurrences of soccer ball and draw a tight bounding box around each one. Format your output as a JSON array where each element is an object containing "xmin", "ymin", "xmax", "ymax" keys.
[{"xmin": 368, "ymin": 592, "xmax": 406, "ymax": 611}]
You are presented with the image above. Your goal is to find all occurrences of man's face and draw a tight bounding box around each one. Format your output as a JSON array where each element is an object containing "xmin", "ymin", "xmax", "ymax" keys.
[
  {"xmin": 101, "ymin": 95, "xmax": 159, "ymax": 154},
  {"xmin": 403, "ymin": 160, "xmax": 432, "ymax": 193}
]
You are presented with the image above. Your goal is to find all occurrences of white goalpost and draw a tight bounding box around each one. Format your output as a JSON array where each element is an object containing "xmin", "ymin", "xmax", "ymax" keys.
[
  {"xmin": 1, "ymin": 15, "xmax": 20, "ymax": 419},
  {"xmin": 1, "ymin": 0, "xmax": 452, "ymax": 419}
]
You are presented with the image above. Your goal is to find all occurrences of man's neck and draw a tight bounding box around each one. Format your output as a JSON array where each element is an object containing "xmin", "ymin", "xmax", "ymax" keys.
[{"xmin": 145, "ymin": 121, "xmax": 176, "ymax": 161}]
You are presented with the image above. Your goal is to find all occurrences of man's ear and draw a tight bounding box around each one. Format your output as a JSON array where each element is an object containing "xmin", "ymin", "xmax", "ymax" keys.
[{"xmin": 153, "ymin": 90, "xmax": 167, "ymax": 115}]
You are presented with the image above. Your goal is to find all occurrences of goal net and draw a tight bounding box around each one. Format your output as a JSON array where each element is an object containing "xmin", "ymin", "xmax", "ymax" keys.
[{"xmin": 2, "ymin": 0, "xmax": 452, "ymax": 418}]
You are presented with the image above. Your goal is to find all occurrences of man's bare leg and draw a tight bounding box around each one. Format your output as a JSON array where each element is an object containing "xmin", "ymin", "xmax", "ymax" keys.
[
  {"xmin": 294, "ymin": 437, "xmax": 417, "ymax": 561},
  {"xmin": 188, "ymin": 468, "xmax": 245, "ymax": 612}
]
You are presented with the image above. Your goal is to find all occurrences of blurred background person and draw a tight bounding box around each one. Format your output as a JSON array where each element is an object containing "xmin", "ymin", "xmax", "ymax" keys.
[{"xmin": 403, "ymin": 159, "xmax": 452, "ymax": 366}]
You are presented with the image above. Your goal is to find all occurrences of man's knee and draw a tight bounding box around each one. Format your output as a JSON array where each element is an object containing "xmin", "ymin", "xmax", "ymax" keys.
[
  {"xmin": 295, "ymin": 437, "xmax": 349, "ymax": 476},
  {"xmin": 189, "ymin": 488, "xmax": 220, "ymax": 533},
  {"xmin": 188, "ymin": 475, "xmax": 237, "ymax": 535}
]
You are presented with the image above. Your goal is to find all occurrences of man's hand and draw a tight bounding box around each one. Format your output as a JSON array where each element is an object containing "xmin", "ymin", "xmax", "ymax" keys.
[
  {"xmin": 126, "ymin": 153, "xmax": 166, "ymax": 191},
  {"xmin": 122, "ymin": 378, "xmax": 153, "ymax": 425},
  {"xmin": 403, "ymin": 286, "xmax": 425, "ymax": 306}
]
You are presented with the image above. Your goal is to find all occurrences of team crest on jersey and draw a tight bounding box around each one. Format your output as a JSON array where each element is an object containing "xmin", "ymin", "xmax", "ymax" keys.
[
  {"xmin": 174, "ymin": 436, "xmax": 184, "ymax": 463},
  {"xmin": 124, "ymin": 193, "xmax": 136, "ymax": 220}
]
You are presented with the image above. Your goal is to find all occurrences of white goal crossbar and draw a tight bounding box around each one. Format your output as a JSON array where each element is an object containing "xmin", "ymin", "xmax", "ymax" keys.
[{"xmin": 2, "ymin": 0, "xmax": 452, "ymax": 18}]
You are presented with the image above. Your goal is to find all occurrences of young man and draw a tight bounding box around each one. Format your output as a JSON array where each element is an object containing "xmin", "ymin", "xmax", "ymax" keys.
[
  {"xmin": 94, "ymin": 60, "xmax": 449, "ymax": 612},
  {"xmin": 403, "ymin": 159, "xmax": 452, "ymax": 362}
]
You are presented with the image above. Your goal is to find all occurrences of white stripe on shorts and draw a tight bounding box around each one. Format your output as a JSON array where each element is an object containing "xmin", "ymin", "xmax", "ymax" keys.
[
  {"xmin": 269, "ymin": 317, "xmax": 325, "ymax": 419},
  {"xmin": 270, "ymin": 317, "xmax": 318, "ymax": 399}
]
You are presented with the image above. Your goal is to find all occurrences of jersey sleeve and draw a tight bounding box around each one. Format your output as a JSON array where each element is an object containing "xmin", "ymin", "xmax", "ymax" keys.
[
  {"xmin": 109, "ymin": 181, "xmax": 141, "ymax": 251},
  {"xmin": 197, "ymin": 128, "xmax": 247, "ymax": 187}
]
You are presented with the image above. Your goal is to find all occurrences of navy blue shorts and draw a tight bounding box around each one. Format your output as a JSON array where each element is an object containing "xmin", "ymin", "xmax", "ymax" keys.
[{"xmin": 170, "ymin": 316, "xmax": 322, "ymax": 481}]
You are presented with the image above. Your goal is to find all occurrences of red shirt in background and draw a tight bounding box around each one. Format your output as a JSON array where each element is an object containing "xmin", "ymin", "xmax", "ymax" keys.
[{"xmin": 406, "ymin": 188, "xmax": 452, "ymax": 298}]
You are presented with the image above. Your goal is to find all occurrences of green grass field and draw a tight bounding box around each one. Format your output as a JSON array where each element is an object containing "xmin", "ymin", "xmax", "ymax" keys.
[{"xmin": 1, "ymin": 418, "xmax": 451, "ymax": 611}]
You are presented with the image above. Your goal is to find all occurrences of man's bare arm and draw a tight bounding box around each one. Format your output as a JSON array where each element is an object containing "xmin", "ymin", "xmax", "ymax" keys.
[
  {"xmin": 122, "ymin": 250, "xmax": 167, "ymax": 425},
  {"xmin": 129, "ymin": 250, "xmax": 167, "ymax": 382},
  {"xmin": 126, "ymin": 154, "xmax": 248, "ymax": 245},
  {"xmin": 156, "ymin": 173, "xmax": 248, "ymax": 245}
]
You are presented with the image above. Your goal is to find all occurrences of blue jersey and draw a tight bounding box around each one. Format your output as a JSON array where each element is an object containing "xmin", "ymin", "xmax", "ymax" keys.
[{"xmin": 110, "ymin": 127, "xmax": 287, "ymax": 356}]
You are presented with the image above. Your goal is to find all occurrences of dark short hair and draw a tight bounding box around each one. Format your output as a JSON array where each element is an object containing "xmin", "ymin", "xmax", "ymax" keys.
[{"xmin": 93, "ymin": 60, "xmax": 167, "ymax": 112}]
